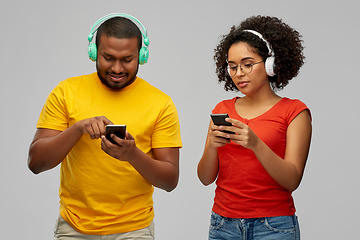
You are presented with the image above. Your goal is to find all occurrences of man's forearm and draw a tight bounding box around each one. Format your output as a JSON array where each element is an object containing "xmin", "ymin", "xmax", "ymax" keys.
[
  {"xmin": 28, "ymin": 125, "xmax": 83, "ymax": 174},
  {"xmin": 128, "ymin": 147, "xmax": 179, "ymax": 192}
]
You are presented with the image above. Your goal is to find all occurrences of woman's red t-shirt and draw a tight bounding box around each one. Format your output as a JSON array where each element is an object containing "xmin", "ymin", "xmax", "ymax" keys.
[{"xmin": 212, "ymin": 97, "xmax": 310, "ymax": 218}]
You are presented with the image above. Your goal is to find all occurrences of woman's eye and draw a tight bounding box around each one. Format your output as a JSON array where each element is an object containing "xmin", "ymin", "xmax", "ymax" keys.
[{"xmin": 229, "ymin": 65, "xmax": 237, "ymax": 70}]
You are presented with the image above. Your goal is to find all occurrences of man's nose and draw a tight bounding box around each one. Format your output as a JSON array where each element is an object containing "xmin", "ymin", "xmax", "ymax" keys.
[{"xmin": 112, "ymin": 60, "xmax": 123, "ymax": 73}]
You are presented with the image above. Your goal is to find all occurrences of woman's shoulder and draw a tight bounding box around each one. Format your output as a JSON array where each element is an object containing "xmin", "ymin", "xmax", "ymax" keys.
[
  {"xmin": 213, "ymin": 97, "xmax": 239, "ymax": 113},
  {"xmin": 216, "ymin": 97, "xmax": 239, "ymax": 107},
  {"xmin": 280, "ymin": 97, "xmax": 309, "ymax": 109},
  {"xmin": 278, "ymin": 97, "xmax": 311, "ymax": 121}
]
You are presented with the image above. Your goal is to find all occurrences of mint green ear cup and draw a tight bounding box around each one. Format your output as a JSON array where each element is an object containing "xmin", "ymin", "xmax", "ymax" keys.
[
  {"xmin": 139, "ymin": 46, "xmax": 148, "ymax": 65},
  {"xmin": 139, "ymin": 36, "xmax": 149, "ymax": 65},
  {"xmin": 87, "ymin": 13, "xmax": 149, "ymax": 63},
  {"xmin": 88, "ymin": 42, "xmax": 97, "ymax": 61}
]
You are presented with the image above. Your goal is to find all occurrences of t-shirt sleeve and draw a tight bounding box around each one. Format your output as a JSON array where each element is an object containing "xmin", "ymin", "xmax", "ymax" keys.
[
  {"xmin": 151, "ymin": 97, "xmax": 182, "ymax": 148},
  {"xmin": 212, "ymin": 99, "xmax": 232, "ymax": 114},
  {"xmin": 212, "ymin": 103, "xmax": 221, "ymax": 114},
  {"xmin": 286, "ymin": 99, "xmax": 312, "ymax": 124},
  {"xmin": 36, "ymin": 82, "xmax": 68, "ymax": 131}
]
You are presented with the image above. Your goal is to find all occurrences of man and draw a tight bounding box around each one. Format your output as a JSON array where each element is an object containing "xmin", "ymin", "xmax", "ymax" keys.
[{"xmin": 27, "ymin": 14, "xmax": 182, "ymax": 239}]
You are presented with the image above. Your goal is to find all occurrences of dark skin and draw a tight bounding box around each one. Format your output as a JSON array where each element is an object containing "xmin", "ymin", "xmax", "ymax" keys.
[{"xmin": 28, "ymin": 36, "xmax": 180, "ymax": 192}]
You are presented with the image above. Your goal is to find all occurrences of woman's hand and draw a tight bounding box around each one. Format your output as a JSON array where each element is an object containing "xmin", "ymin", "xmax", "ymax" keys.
[
  {"xmin": 220, "ymin": 118, "xmax": 260, "ymax": 150},
  {"xmin": 207, "ymin": 120, "xmax": 231, "ymax": 148}
]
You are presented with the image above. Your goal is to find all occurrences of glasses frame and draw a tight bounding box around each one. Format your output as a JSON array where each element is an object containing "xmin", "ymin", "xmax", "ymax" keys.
[{"xmin": 226, "ymin": 61, "xmax": 264, "ymax": 77}]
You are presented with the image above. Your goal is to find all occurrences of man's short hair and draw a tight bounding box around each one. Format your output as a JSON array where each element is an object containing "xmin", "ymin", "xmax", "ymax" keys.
[{"xmin": 95, "ymin": 17, "xmax": 142, "ymax": 51}]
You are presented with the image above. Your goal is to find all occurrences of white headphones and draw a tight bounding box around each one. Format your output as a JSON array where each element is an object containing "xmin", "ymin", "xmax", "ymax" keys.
[{"xmin": 243, "ymin": 30, "xmax": 276, "ymax": 77}]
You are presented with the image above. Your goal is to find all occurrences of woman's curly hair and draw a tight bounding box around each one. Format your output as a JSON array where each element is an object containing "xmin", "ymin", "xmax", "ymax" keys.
[{"xmin": 214, "ymin": 15, "xmax": 305, "ymax": 91}]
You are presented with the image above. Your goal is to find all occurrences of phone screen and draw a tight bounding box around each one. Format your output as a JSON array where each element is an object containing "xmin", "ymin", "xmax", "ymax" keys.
[
  {"xmin": 105, "ymin": 125, "xmax": 126, "ymax": 144},
  {"xmin": 211, "ymin": 113, "xmax": 232, "ymax": 126},
  {"xmin": 210, "ymin": 113, "xmax": 235, "ymax": 135}
]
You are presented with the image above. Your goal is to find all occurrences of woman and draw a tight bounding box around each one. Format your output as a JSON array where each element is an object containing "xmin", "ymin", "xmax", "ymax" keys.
[{"xmin": 197, "ymin": 15, "xmax": 312, "ymax": 239}]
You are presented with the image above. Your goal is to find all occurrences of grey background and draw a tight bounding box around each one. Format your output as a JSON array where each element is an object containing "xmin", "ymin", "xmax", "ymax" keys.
[{"xmin": 1, "ymin": 0, "xmax": 359, "ymax": 239}]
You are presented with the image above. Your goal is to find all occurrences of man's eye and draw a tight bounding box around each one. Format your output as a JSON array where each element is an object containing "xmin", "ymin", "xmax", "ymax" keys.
[
  {"xmin": 123, "ymin": 58, "xmax": 133, "ymax": 63},
  {"xmin": 104, "ymin": 56, "xmax": 113, "ymax": 61}
]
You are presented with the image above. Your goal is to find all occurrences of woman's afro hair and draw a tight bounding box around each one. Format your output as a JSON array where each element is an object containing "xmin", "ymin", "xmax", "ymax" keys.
[{"xmin": 214, "ymin": 15, "xmax": 305, "ymax": 91}]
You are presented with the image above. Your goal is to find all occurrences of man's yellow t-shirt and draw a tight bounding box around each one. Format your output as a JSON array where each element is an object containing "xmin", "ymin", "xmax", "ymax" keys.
[{"xmin": 37, "ymin": 73, "xmax": 182, "ymax": 235}]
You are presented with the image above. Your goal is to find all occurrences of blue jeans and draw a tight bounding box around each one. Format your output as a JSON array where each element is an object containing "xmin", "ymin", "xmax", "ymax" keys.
[{"xmin": 209, "ymin": 212, "xmax": 300, "ymax": 240}]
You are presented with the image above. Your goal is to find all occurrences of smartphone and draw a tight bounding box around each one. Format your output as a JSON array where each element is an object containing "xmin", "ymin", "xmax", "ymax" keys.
[
  {"xmin": 105, "ymin": 125, "xmax": 126, "ymax": 144},
  {"xmin": 210, "ymin": 113, "xmax": 235, "ymax": 135}
]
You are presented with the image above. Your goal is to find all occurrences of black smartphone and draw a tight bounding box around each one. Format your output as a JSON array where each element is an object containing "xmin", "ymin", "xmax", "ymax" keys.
[
  {"xmin": 210, "ymin": 113, "xmax": 235, "ymax": 135},
  {"xmin": 105, "ymin": 125, "xmax": 126, "ymax": 144}
]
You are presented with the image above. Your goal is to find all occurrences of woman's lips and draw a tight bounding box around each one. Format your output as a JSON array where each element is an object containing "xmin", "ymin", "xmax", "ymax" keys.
[{"xmin": 238, "ymin": 81, "xmax": 249, "ymax": 88}]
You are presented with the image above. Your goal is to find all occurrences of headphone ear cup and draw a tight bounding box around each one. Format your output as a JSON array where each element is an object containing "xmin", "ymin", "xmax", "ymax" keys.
[
  {"xmin": 265, "ymin": 56, "xmax": 276, "ymax": 77},
  {"xmin": 88, "ymin": 43, "xmax": 97, "ymax": 61},
  {"xmin": 139, "ymin": 46, "xmax": 149, "ymax": 65}
]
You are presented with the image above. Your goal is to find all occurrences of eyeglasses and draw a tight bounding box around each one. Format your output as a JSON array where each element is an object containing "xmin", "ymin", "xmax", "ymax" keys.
[{"xmin": 226, "ymin": 61, "xmax": 264, "ymax": 77}]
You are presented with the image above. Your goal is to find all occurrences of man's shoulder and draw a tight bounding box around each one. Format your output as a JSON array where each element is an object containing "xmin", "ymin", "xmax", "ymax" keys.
[
  {"xmin": 61, "ymin": 73, "xmax": 95, "ymax": 84},
  {"xmin": 135, "ymin": 77, "xmax": 170, "ymax": 98},
  {"xmin": 53, "ymin": 73, "xmax": 96, "ymax": 92}
]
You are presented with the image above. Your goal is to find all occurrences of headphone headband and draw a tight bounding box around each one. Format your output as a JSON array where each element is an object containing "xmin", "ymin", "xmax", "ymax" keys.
[
  {"xmin": 243, "ymin": 30, "xmax": 273, "ymax": 56},
  {"xmin": 88, "ymin": 13, "xmax": 148, "ymax": 45},
  {"xmin": 243, "ymin": 29, "xmax": 276, "ymax": 76},
  {"xmin": 88, "ymin": 13, "xmax": 149, "ymax": 64}
]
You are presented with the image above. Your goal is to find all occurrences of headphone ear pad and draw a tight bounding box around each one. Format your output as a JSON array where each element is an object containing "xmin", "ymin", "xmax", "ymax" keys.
[
  {"xmin": 88, "ymin": 43, "xmax": 97, "ymax": 61},
  {"xmin": 265, "ymin": 56, "xmax": 276, "ymax": 77},
  {"xmin": 139, "ymin": 46, "xmax": 149, "ymax": 65}
]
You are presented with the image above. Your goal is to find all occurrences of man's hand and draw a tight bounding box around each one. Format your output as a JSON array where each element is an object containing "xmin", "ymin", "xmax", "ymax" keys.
[
  {"xmin": 101, "ymin": 131, "xmax": 179, "ymax": 192},
  {"xmin": 101, "ymin": 131, "xmax": 137, "ymax": 161},
  {"xmin": 28, "ymin": 116, "xmax": 113, "ymax": 174},
  {"xmin": 77, "ymin": 116, "xmax": 113, "ymax": 139}
]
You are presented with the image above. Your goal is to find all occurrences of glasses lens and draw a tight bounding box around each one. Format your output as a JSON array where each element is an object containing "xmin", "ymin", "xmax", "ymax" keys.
[
  {"xmin": 227, "ymin": 63, "xmax": 254, "ymax": 76},
  {"xmin": 241, "ymin": 63, "xmax": 252, "ymax": 74},
  {"xmin": 227, "ymin": 65, "xmax": 237, "ymax": 77}
]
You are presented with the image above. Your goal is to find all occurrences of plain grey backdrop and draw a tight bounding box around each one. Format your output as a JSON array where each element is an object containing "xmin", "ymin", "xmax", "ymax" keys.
[{"xmin": 1, "ymin": 0, "xmax": 359, "ymax": 239}]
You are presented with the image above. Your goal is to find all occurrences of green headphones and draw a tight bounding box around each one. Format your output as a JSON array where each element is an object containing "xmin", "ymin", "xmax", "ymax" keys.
[{"xmin": 87, "ymin": 13, "xmax": 149, "ymax": 64}]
